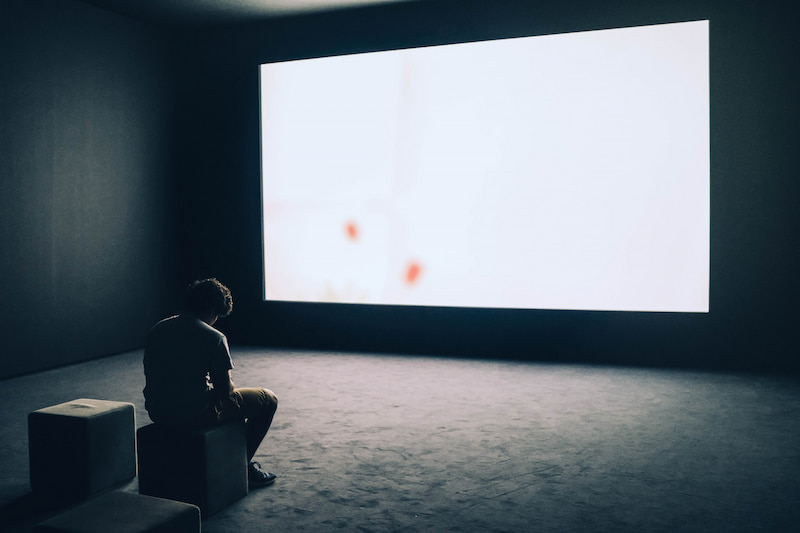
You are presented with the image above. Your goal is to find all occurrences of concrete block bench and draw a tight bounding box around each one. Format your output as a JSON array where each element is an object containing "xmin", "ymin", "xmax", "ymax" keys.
[
  {"xmin": 137, "ymin": 420, "xmax": 248, "ymax": 516},
  {"xmin": 28, "ymin": 398, "xmax": 136, "ymax": 500},
  {"xmin": 34, "ymin": 491, "xmax": 200, "ymax": 533}
]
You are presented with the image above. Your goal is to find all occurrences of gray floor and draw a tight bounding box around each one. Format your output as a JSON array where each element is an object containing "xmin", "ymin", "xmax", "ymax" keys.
[{"xmin": 1, "ymin": 348, "xmax": 799, "ymax": 532}]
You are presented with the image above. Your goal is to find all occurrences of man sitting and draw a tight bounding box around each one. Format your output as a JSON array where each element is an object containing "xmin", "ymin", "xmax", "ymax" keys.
[{"xmin": 143, "ymin": 278, "xmax": 278, "ymax": 487}]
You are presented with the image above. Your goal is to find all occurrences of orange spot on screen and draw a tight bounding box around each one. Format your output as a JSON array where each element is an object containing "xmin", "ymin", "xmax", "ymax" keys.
[
  {"xmin": 405, "ymin": 261, "xmax": 422, "ymax": 285},
  {"xmin": 345, "ymin": 221, "xmax": 358, "ymax": 241}
]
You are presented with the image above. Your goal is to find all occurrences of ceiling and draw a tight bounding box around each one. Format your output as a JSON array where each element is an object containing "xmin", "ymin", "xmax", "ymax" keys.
[{"xmin": 81, "ymin": 0, "xmax": 424, "ymax": 26}]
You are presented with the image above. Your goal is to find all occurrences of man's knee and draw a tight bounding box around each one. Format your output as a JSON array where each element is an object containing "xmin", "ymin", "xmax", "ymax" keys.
[
  {"xmin": 260, "ymin": 388, "xmax": 278, "ymax": 414},
  {"xmin": 231, "ymin": 387, "xmax": 277, "ymax": 419}
]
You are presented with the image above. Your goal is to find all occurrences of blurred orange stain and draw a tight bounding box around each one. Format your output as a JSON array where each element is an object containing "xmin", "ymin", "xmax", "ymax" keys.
[
  {"xmin": 406, "ymin": 261, "xmax": 422, "ymax": 285},
  {"xmin": 345, "ymin": 221, "xmax": 358, "ymax": 241}
]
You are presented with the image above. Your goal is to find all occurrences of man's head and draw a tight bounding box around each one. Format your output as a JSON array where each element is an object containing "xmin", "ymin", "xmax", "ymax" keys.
[{"xmin": 185, "ymin": 278, "xmax": 233, "ymax": 324}]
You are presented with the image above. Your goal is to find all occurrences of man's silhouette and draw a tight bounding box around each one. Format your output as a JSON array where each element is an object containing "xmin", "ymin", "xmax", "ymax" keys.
[{"xmin": 143, "ymin": 278, "xmax": 278, "ymax": 487}]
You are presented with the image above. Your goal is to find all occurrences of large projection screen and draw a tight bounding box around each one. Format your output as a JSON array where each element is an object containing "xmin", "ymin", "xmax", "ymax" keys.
[{"xmin": 260, "ymin": 20, "xmax": 709, "ymax": 313}]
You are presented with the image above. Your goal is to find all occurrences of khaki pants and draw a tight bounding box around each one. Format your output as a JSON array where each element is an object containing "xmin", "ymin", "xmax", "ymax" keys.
[{"xmin": 202, "ymin": 387, "xmax": 278, "ymax": 462}]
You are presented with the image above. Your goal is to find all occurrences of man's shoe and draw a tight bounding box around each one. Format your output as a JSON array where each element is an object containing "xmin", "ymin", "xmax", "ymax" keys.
[{"xmin": 249, "ymin": 461, "xmax": 277, "ymax": 487}]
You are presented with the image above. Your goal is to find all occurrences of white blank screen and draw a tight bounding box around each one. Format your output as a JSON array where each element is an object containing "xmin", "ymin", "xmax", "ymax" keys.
[{"xmin": 260, "ymin": 20, "xmax": 709, "ymax": 312}]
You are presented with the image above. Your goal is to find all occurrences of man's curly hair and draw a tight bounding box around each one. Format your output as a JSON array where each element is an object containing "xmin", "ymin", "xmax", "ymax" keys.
[{"xmin": 185, "ymin": 278, "xmax": 233, "ymax": 319}]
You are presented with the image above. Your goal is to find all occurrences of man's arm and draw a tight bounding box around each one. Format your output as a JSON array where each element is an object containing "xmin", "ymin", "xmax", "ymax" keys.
[{"xmin": 209, "ymin": 370, "xmax": 235, "ymax": 402}]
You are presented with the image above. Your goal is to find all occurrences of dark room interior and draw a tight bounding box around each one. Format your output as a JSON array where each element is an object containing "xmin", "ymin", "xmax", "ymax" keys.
[{"xmin": 1, "ymin": 0, "xmax": 799, "ymax": 531}]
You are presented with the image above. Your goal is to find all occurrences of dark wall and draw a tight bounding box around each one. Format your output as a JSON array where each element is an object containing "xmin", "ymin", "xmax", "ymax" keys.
[
  {"xmin": 173, "ymin": 0, "xmax": 800, "ymax": 373},
  {"xmin": 0, "ymin": 0, "xmax": 181, "ymax": 378}
]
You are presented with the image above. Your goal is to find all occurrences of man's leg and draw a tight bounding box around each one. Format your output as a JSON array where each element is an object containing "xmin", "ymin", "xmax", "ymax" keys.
[
  {"xmin": 237, "ymin": 388, "xmax": 278, "ymax": 461},
  {"xmin": 216, "ymin": 387, "xmax": 278, "ymax": 486},
  {"xmin": 219, "ymin": 388, "xmax": 278, "ymax": 461}
]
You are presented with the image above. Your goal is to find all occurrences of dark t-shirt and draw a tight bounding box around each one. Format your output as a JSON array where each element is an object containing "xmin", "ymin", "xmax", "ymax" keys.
[{"xmin": 143, "ymin": 314, "xmax": 233, "ymax": 424}]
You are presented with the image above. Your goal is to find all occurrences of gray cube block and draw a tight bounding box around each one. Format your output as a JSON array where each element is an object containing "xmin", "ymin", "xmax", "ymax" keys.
[
  {"xmin": 34, "ymin": 491, "xmax": 200, "ymax": 533},
  {"xmin": 137, "ymin": 420, "xmax": 248, "ymax": 517},
  {"xmin": 28, "ymin": 398, "xmax": 136, "ymax": 500}
]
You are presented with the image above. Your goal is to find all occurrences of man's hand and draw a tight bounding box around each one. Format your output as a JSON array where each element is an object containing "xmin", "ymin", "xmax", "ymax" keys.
[{"xmin": 209, "ymin": 370, "xmax": 235, "ymax": 401}]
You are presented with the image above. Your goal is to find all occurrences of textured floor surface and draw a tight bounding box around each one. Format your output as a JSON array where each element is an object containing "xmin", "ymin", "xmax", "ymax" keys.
[{"xmin": 1, "ymin": 347, "xmax": 799, "ymax": 532}]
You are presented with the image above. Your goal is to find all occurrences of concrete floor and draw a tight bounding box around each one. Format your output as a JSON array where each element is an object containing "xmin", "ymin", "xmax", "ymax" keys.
[{"xmin": 2, "ymin": 347, "xmax": 799, "ymax": 532}]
